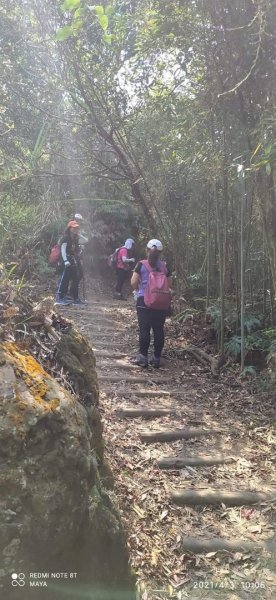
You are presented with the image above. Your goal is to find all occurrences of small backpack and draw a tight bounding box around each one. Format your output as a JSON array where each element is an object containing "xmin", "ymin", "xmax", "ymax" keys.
[
  {"xmin": 107, "ymin": 247, "xmax": 120, "ymax": 269},
  {"xmin": 48, "ymin": 244, "xmax": 61, "ymax": 266},
  {"xmin": 141, "ymin": 260, "xmax": 172, "ymax": 310}
]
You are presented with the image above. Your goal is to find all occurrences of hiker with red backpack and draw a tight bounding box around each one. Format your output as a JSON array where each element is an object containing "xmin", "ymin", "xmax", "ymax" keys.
[
  {"xmin": 131, "ymin": 239, "xmax": 172, "ymax": 368},
  {"xmin": 111, "ymin": 238, "xmax": 135, "ymax": 299},
  {"xmin": 55, "ymin": 221, "xmax": 87, "ymax": 306}
]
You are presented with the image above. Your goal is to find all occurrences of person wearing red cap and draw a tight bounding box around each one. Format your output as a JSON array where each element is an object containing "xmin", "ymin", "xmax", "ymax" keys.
[{"xmin": 55, "ymin": 221, "xmax": 87, "ymax": 305}]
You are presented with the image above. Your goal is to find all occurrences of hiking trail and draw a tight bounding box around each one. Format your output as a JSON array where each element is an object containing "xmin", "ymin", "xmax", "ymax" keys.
[{"xmin": 65, "ymin": 295, "xmax": 276, "ymax": 600}]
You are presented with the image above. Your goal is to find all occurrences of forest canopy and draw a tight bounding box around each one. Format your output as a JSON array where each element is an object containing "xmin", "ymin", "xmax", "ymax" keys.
[{"xmin": 0, "ymin": 0, "xmax": 276, "ymax": 364}]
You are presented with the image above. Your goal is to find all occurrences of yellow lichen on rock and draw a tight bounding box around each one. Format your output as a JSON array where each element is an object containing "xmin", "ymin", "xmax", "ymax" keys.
[{"xmin": 2, "ymin": 342, "xmax": 58, "ymax": 409}]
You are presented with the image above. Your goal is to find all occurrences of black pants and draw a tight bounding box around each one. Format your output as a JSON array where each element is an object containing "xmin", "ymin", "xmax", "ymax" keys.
[
  {"xmin": 77, "ymin": 261, "xmax": 84, "ymax": 283},
  {"xmin": 136, "ymin": 306, "xmax": 167, "ymax": 358},
  {"xmin": 57, "ymin": 264, "xmax": 79, "ymax": 300},
  {"xmin": 115, "ymin": 268, "xmax": 129, "ymax": 294}
]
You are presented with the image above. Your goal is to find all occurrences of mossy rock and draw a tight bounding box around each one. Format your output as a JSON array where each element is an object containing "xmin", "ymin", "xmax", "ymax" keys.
[
  {"xmin": 0, "ymin": 344, "xmax": 135, "ymax": 599},
  {"xmin": 99, "ymin": 457, "xmax": 115, "ymax": 490},
  {"xmin": 86, "ymin": 405, "xmax": 105, "ymax": 462},
  {"xmin": 55, "ymin": 329, "xmax": 99, "ymax": 406}
]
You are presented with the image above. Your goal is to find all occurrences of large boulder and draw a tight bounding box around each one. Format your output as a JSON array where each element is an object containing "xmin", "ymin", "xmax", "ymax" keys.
[{"xmin": 0, "ymin": 342, "xmax": 134, "ymax": 600}]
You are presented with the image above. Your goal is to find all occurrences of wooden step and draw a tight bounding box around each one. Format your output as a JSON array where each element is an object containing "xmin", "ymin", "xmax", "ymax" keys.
[
  {"xmin": 90, "ymin": 333, "xmax": 125, "ymax": 340},
  {"xmin": 116, "ymin": 407, "xmax": 175, "ymax": 418},
  {"xmin": 181, "ymin": 536, "xmax": 276, "ymax": 554},
  {"xmin": 140, "ymin": 427, "xmax": 219, "ymax": 443},
  {"xmin": 120, "ymin": 389, "xmax": 171, "ymax": 398},
  {"xmin": 97, "ymin": 361, "xmax": 139, "ymax": 371},
  {"xmin": 171, "ymin": 488, "xmax": 269, "ymax": 507},
  {"xmin": 81, "ymin": 321, "xmax": 122, "ymax": 329},
  {"xmin": 158, "ymin": 455, "xmax": 236, "ymax": 469},
  {"xmin": 92, "ymin": 342, "xmax": 131, "ymax": 349},
  {"xmin": 98, "ymin": 375, "xmax": 148, "ymax": 384},
  {"xmin": 98, "ymin": 375, "xmax": 169, "ymax": 384},
  {"xmin": 90, "ymin": 327, "xmax": 125, "ymax": 333},
  {"xmin": 93, "ymin": 350, "xmax": 128, "ymax": 359}
]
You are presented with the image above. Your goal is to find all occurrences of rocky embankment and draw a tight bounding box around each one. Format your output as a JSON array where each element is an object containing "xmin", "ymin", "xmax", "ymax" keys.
[{"xmin": 0, "ymin": 301, "xmax": 135, "ymax": 600}]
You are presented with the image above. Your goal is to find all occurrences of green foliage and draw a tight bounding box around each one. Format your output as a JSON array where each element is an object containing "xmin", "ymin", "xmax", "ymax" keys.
[
  {"xmin": 32, "ymin": 250, "xmax": 54, "ymax": 279},
  {"xmin": 187, "ymin": 272, "xmax": 204, "ymax": 289},
  {"xmin": 241, "ymin": 366, "xmax": 257, "ymax": 378},
  {"xmin": 224, "ymin": 336, "xmax": 241, "ymax": 359},
  {"xmin": 1, "ymin": 0, "xmax": 276, "ymax": 385},
  {"xmin": 56, "ymin": 2, "xmax": 109, "ymax": 41},
  {"xmin": 207, "ymin": 304, "xmax": 262, "ymax": 337},
  {"xmin": 206, "ymin": 305, "xmax": 222, "ymax": 332},
  {"xmin": 225, "ymin": 330, "xmax": 276, "ymax": 360},
  {"xmin": 243, "ymin": 315, "xmax": 262, "ymax": 334},
  {"xmin": 174, "ymin": 308, "xmax": 200, "ymax": 323},
  {"xmin": 267, "ymin": 339, "xmax": 276, "ymax": 365}
]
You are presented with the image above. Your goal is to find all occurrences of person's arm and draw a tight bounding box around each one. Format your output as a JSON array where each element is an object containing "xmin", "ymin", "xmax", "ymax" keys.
[
  {"xmin": 131, "ymin": 262, "xmax": 142, "ymax": 289},
  {"xmin": 61, "ymin": 242, "xmax": 70, "ymax": 266},
  {"xmin": 122, "ymin": 255, "xmax": 135, "ymax": 264},
  {"xmin": 131, "ymin": 271, "xmax": 140, "ymax": 290}
]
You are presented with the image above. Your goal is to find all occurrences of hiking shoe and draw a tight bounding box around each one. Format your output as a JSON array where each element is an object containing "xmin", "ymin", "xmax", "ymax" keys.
[
  {"xmin": 113, "ymin": 292, "xmax": 122, "ymax": 299},
  {"xmin": 132, "ymin": 353, "xmax": 148, "ymax": 368},
  {"xmin": 54, "ymin": 298, "xmax": 72, "ymax": 306},
  {"xmin": 72, "ymin": 298, "xmax": 88, "ymax": 305},
  {"xmin": 150, "ymin": 355, "xmax": 160, "ymax": 368}
]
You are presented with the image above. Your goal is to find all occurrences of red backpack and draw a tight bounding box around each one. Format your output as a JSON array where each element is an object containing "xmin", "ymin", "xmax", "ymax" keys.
[
  {"xmin": 107, "ymin": 247, "xmax": 121, "ymax": 268},
  {"xmin": 48, "ymin": 244, "xmax": 61, "ymax": 265},
  {"xmin": 141, "ymin": 260, "xmax": 172, "ymax": 310}
]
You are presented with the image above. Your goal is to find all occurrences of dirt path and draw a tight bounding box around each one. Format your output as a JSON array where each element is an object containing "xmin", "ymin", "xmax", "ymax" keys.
[{"xmin": 65, "ymin": 296, "xmax": 275, "ymax": 600}]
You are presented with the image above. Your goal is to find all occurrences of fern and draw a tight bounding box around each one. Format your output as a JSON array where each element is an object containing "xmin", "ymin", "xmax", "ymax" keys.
[
  {"xmin": 243, "ymin": 315, "xmax": 262, "ymax": 334},
  {"xmin": 225, "ymin": 331, "xmax": 271, "ymax": 360},
  {"xmin": 206, "ymin": 304, "xmax": 222, "ymax": 333},
  {"xmin": 174, "ymin": 308, "xmax": 200, "ymax": 323},
  {"xmin": 241, "ymin": 366, "xmax": 257, "ymax": 378},
  {"xmin": 225, "ymin": 336, "xmax": 241, "ymax": 359},
  {"xmin": 267, "ymin": 339, "xmax": 276, "ymax": 364}
]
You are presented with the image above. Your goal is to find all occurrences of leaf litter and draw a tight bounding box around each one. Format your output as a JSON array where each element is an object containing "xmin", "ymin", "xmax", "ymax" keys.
[{"xmin": 75, "ymin": 297, "xmax": 276, "ymax": 600}]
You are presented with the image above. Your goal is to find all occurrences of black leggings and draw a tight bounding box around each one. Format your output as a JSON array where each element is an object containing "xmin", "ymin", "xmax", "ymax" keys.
[
  {"xmin": 57, "ymin": 264, "xmax": 79, "ymax": 300},
  {"xmin": 136, "ymin": 306, "xmax": 166, "ymax": 358},
  {"xmin": 115, "ymin": 268, "xmax": 129, "ymax": 294}
]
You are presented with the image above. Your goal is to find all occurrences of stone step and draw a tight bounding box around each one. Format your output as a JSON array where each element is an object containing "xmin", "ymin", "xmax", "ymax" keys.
[
  {"xmin": 140, "ymin": 427, "xmax": 219, "ymax": 443},
  {"xmin": 158, "ymin": 455, "xmax": 236, "ymax": 469},
  {"xmin": 171, "ymin": 488, "xmax": 269, "ymax": 507},
  {"xmin": 181, "ymin": 536, "xmax": 276, "ymax": 554}
]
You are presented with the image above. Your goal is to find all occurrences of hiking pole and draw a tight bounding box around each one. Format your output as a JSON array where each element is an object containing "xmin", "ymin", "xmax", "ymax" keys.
[{"xmin": 82, "ymin": 270, "xmax": 86, "ymax": 301}]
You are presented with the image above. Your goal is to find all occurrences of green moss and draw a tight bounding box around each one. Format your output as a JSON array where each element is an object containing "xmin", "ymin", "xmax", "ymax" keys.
[{"xmin": 56, "ymin": 330, "xmax": 99, "ymax": 406}]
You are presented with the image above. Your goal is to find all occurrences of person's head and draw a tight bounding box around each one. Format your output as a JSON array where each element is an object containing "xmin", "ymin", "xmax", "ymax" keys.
[
  {"xmin": 66, "ymin": 220, "xmax": 80, "ymax": 238},
  {"xmin": 146, "ymin": 239, "xmax": 163, "ymax": 267},
  {"xmin": 124, "ymin": 238, "xmax": 134, "ymax": 250},
  {"xmin": 74, "ymin": 213, "xmax": 84, "ymax": 224}
]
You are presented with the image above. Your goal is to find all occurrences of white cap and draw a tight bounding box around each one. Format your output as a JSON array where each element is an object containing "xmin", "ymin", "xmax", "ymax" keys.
[
  {"xmin": 74, "ymin": 213, "xmax": 84, "ymax": 221},
  {"xmin": 124, "ymin": 238, "xmax": 134, "ymax": 250},
  {"xmin": 147, "ymin": 239, "xmax": 163, "ymax": 251}
]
